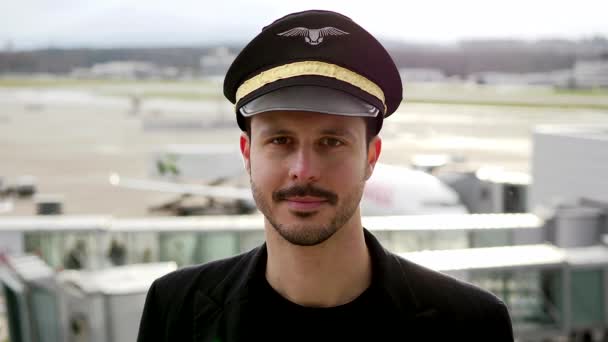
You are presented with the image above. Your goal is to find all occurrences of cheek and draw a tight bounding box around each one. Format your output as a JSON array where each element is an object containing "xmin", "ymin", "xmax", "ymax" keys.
[
  {"xmin": 326, "ymin": 157, "xmax": 367, "ymax": 186},
  {"xmin": 249, "ymin": 152, "xmax": 283, "ymax": 186}
]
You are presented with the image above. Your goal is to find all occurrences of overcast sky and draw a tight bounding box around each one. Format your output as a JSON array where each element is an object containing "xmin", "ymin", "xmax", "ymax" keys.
[{"xmin": 2, "ymin": 0, "xmax": 607, "ymax": 50}]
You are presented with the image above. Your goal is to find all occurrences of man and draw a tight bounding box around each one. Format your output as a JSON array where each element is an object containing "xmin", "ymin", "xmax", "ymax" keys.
[{"xmin": 137, "ymin": 10, "xmax": 513, "ymax": 341}]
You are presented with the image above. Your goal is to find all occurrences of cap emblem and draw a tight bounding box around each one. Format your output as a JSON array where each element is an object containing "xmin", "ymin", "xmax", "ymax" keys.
[{"xmin": 277, "ymin": 27, "xmax": 349, "ymax": 46}]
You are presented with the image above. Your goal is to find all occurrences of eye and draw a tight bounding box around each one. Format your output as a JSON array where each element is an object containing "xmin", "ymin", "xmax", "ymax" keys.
[
  {"xmin": 271, "ymin": 136, "xmax": 291, "ymax": 145},
  {"xmin": 320, "ymin": 137, "xmax": 344, "ymax": 147}
]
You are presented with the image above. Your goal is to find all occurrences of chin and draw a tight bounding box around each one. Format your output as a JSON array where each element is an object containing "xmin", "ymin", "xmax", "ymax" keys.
[{"xmin": 271, "ymin": 219, "xmax": 339, "ymax": 247}]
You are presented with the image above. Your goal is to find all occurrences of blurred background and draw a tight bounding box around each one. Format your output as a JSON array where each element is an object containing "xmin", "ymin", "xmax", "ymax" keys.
[{"xmin": 1, "ymin": 1, "xmax": 608, "ymax": 341}]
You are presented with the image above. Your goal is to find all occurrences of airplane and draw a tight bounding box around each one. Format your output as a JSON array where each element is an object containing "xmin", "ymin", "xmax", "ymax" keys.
[{"xmin": 109, "ymin": 144, "xmax": 468, "ymax": 216}]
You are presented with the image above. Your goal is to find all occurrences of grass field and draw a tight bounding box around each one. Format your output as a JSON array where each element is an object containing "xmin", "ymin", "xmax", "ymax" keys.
[{"xmin": 1, "ymin": 77, "xmax": 608, "ymax": 109}]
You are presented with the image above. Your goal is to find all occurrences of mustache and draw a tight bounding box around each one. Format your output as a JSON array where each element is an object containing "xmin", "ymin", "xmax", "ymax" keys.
[{"xmin": 273, "ymin": 184, "xmax": 338, "ymax": 205}]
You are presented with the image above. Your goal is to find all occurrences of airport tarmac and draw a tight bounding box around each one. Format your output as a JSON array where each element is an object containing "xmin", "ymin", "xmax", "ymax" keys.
[{"xmin": 1, "ymin": 84, "xmax": 608, "ymax": 217}]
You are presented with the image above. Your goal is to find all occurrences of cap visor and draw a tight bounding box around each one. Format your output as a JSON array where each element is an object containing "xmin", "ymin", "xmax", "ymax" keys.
[{"xmin": 239, "ymin": 86, "xmax": 379, "ymax": 117}]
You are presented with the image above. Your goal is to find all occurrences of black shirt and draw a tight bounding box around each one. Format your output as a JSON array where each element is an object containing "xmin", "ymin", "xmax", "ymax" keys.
[{"xmin": 249, "ymin": 261, "xmax": 399, "ymax": 341}]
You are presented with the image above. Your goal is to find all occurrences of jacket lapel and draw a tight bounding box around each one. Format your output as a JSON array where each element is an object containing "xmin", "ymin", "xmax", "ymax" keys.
[
  {"xmin": 363, "ymin": 229, "xmax": 441, "ymax": 326},
  {"xmin": 193, "ymin": 292, "xmax": 223, "ymax": 342},
  {"xmin": 192, "ymin": 245, "xmax": 267, "ymax": 342}
]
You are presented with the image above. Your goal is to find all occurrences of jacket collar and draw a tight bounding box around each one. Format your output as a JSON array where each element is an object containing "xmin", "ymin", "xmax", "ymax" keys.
[
  {"xmin": 193, "ymin": 229, "xmax": 441, "ymax": 341},
  {"xmin": 201, "ymin": 228, "xmax": 429, "ymax": 317},
  {"xmin": 362, "ymin": 228, "xmax": 425, "ymax": 317}
]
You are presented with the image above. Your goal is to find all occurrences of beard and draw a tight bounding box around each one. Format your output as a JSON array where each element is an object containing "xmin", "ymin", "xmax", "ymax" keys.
[{"xmin": 251, "ymin": 180, "xmax": 364, "ymax": 246}]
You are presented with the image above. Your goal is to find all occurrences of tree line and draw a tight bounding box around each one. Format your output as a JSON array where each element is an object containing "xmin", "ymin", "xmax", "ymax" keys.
[{"xmin": 0, "ymin": 37, "xmax": 606, "ymax": 77}]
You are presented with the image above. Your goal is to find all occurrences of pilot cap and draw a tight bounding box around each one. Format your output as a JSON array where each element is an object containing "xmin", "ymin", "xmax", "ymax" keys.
[{"xmin": 223, "ymin": 10, "xmax": 403, "ymax": 134}]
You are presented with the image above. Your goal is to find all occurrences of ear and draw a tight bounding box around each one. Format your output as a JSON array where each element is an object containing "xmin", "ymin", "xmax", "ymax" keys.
[
  {"xmin": 365, "ymin": 135, "xmax": 382, "ymax": 180},
  {"xmin": 240, "ymin": 132, "xmax": 251, "ymax": 175}
]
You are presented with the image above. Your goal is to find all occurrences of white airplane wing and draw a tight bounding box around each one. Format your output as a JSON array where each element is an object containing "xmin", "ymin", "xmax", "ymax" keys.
[{"xmin": 109, "ymin": 173, "xmax": 254, "ymax": 203}]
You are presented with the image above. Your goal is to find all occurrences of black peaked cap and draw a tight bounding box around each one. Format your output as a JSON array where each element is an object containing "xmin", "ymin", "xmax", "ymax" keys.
[{"xmin": 223, "ymin": 10, "xmax": 403, "ymax": 132}]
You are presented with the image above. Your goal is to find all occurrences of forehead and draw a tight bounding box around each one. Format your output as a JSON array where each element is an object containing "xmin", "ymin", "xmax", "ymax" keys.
[{"xmin": 250, "ymin": 111, "xmax": 366, "ymax": 137}]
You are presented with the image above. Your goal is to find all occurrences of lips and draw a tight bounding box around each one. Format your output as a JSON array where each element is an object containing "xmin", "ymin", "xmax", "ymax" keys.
[{"xmin": 285, "ymin": 196, "xmax": 327, "ymax": 211}]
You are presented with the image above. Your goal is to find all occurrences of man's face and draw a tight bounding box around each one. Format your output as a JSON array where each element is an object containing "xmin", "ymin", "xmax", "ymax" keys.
[{"xmin": 240, "ymin": 111, "xmax": 381, "ymax": 246}]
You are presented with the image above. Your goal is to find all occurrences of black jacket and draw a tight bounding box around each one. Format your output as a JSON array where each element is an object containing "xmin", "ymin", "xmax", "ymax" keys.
[{"xmin": 137, "ymin": 229, "xmax": 514, "ymax": 341}]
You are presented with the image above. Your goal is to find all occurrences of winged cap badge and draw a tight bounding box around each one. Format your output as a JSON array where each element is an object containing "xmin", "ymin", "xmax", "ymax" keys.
[{"xmin": 277, "ymin": 27, "xmax": 349, "ymax": 45}]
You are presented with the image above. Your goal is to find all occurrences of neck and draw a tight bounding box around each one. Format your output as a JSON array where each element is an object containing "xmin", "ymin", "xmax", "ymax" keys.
[{"xmin": 264, "ymin": 212, "xmax": 371, "ymax": 308}]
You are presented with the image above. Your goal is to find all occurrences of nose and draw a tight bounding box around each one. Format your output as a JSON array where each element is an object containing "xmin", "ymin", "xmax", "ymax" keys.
[{"xmin": 288, "ymin": 148, "xmax": 321, "ymax": 183}]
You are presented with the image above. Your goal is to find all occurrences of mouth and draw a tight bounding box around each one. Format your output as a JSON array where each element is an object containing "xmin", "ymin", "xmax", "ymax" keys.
[{"xmin": 285, "ymin": 196, "xmax": 328, "ymax": 211}]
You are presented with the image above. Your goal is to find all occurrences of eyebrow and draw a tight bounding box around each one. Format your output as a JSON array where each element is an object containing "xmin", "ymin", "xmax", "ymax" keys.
[
  {"xmin": 256, "ymin": 126, "xmax": 358, "ymax": 140},
  {"xmin": 257, "ymin": 127, "xmax": 295, "ymax": 137},
  {"xmin": 319, "ymin": 127, "xmax": 357, "ymax": 140}
]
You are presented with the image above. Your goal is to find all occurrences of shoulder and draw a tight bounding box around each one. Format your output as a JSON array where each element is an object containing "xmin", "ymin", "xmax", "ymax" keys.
[
  {"xmin": 138, "ymin": 248, "xmax": 260, "ymax": 342},
  {"xmin": 391, "ymin": 253, "xmax": 510, "ymax": 317},
  {"xmin": 150, "ymin": 246, "xmax": 260, "ymax": 306},
  {"xmin": 389, "ymin": 253, "xmax": 513, "ymax": 339}
]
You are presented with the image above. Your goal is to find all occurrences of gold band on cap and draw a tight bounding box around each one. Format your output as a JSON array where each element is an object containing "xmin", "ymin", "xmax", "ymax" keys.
[{"xmin": 235, "ymin": 61, "xmax": 386, "ymax": 113}]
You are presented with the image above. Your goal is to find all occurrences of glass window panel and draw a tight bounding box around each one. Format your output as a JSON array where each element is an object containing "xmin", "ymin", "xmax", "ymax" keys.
[
  {"xmin": 30, "ymin": 286, "xmax": 61, "ymax": 342},
  {"xmin": 471, "ymin": 230, "xmax": 511, "ymax": 248},
  {"xmin": 369, "ymin": 231, "xmax": 392, "ymax": 250},
  {"xmin": 104, "ymin": 233, "xmax": 129, "ymax": 267},
  {"xmin": 238, "ymin": 231, "xmax": 265, "ymax": 253},
  {"xmin": 63, "ymin": 233, "xmax": 98, "ymax": 270},
  {"xmin": 126, "ymin": 232, "xmax": 159, "ymax": 264},
  {"xmin": 38, "ymin": 232, "xmax": 65, "ymax": 270},
  {"xmin": 159, "ymin": 232, "xmax": 198, "ymax": 267},
  {"xmin": 430, "ymin": 230, "xmax": 467, "ymax": 250},
  {"xmin": 198, "ymin": 232, "xmax": 239, "ymax": 263},
  {"xmin": 24, "ymin": 232, "xmax": 43, "ymax": 258},
  {"xmin": 470, "ymin": 269, "xmax": 563, "ymax": 328},
  {"xmin": 570, "ymin": 269, "xmax": 604, "ymax": 327}
]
